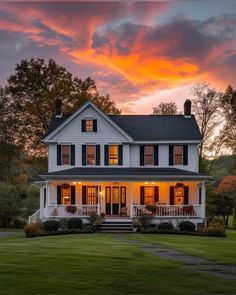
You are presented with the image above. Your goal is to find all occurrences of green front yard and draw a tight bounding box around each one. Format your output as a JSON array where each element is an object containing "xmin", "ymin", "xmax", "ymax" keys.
[{"xmin": 0, "ymin": 231, "xmax": 236, "ymax": 294}]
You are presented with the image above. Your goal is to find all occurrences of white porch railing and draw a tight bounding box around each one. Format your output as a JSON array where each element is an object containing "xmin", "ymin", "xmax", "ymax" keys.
[
  {"xmin": 28, "ymin": 209, "xmax": 41, "ymax": 223},
  {"xmin": 46, "ymin": 205, "xmax": 98, "ymax": 218},
  {"xmin": 132, "ymin": 205, "xmax": 202, "ymax": 218}
]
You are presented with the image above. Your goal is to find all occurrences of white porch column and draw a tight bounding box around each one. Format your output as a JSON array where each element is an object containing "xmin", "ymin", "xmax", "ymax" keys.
[
  {"xmin": 46, "ymin": 181, "xmax": 50, "ymax": 218},
  {"xmin": 39, "ymin": 185, "xmax": 43, "ymax": 219},
  {"xmin": 97, "ymin": 183, "xmax": 101, "ymax": 215},
  {"xmin": 130, "ymin": 182, "xmax": 133, "ymax": 218},
  {"xmin": 201, "ymin": 181, "xmax": 206, "ymax": 222}
]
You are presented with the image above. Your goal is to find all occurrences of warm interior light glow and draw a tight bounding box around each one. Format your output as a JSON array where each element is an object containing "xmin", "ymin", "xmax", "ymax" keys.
[{"xmin": 73, "ymin": 182, "xmax": 76, "ymax": 185}]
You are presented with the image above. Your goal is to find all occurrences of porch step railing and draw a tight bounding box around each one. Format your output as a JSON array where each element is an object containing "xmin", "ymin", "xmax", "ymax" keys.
[
  {"xmin": 28, "ymin": 209, "xmax": 41, "ymax": 223},
  {"xmin": 47, "ymin": 205, "xmax": 98, "ymax": 218},
  {"xmin": 132, "ymin": 205, "xmax": 201, "ymax": 218}
]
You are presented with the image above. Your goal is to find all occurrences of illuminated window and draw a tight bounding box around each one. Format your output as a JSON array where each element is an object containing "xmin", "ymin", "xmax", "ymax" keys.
[
  {"xmin": 87, "ymin": 187, "xmax": 97, "ymax": 205},
  {"xmin": 85, "ymin": 120, "xmax": 93, "ymax": 132},
  {"xmin": 174, "ymin": 187, "xmax": 184, "ymax": 205},
  {"xmin": 174, "ymin": 145, "xmax": 183, "ymax": 165},
  {"xmin": 109, "ymin": 145, "xmax": 118, "ymax": 165},
  {"xmin": 144, "ymin": 187, "xmax": 154, "ymax": 205},
  {"xmin": 62, "ymin": 145, "xmax": 70, "ymax": 165},
  {"xmin": 144, "ymin": 146, "xmax": 154, "ymax": 165},
  {"xmin": 62, "ymin": 187, "xmax": 70, "ymax": 205},
  {"xmin": 87, "ymin": 145, "xmax": 96, "ymax": 165}
]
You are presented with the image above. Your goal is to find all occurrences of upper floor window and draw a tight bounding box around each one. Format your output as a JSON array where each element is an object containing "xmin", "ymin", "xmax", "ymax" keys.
[
  {"xmin": 144, "ymin": 146, "xmax": 154, "ymax": 165},
  {"xmin": 62, "ymin": 145, "xmax": 70, "ymax": 165},
  {"xmin": 173, "ymin": 145, "xmax": 183, "ymax": 165},
  {"xmin": 82, "ymin": 119, "xmax": 97, "ymax": 132},
  {"xmin": 109, "ymin": 145, "xmax": 118, "ymax": 165},
  {"xmin": 87, "ymin": 145, "xmax": 96, "ymax": 165}
]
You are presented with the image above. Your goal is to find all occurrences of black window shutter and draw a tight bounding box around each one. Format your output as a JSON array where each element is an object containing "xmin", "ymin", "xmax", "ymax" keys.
[
  {"xmin": 183, "ymin": 145, "xmax": 188, "ymax": 165},
  {"xmin": 82, "ymin": 145, "xmax": 86, "ymax": 166},
  {"xmin": 154, "ymin": 186, "xmax": 159, "ymax": 203},
  {"xmin": 43, "ymin": 188, "xmax": 46, "ymax": 208},
  {"xmin": 96, "ymin": 145, "xmax": 100, "ymax": 166},
  {"xmin": 81, "ymin": 120, "xmax": 86, "ymax": 132},
  {"xmin": 140, "ymin": 146, "xmax": 144, "ymax": 166},
  {"xmin": 169, "ymin": 145, "xmax": 174, "ymax": 166},
  {"xmin": 184, "ymin": 186, "xmax": 189, "ymax": 205},
  {"xmin": 71, "ymin": 185, "xmax": 76, "ymax": 205},
  {"xmin": 57, "ymin": 185, "xmax": 62, "ymax": 205},
  {"xmin": 154, "ymin": 145, "xmax": 159, "ymax": 166},
  {"xmin": 140, "ymin": 186, "xmax": 145, "ymax": 205},
  {"xmin": 169, "ymin": 186, "xmax": 174, "ymax": 205},
  {"xmin": 71, "ymin": 145, "xmax": 75, "ymax": 165},
  {"xmin": 93, "ymin": 119, "xmax": 97, "ymax": 132},
  {"xmin": 82, "ymin": 186, "xmax": 87, "ymax": 205},
  {"xmin": 118, "ymin": 145, "xmax": 123, "ymax": 166},
  {"xmin": 57, "ymin": 145, "xmax": 61, "ymax": 166},
  {"xmin": 199, "ymin": 187, "xmax": 202, "ymax": 204},
  {"xmin": 104, "ymin": 145, "xmax": 109, "ymax": 166}
]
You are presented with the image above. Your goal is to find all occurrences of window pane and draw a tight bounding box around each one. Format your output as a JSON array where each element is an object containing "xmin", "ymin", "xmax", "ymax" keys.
[
  {"xmin": 144, "ymin": 145, "xmax": 154, "ymax": 165},
  {"xmin": 174, "ymin": 145, "xmax": 183, "ymax": 165},
  {"xmin": 144, "ymin": 187, "xmax": 154, "ymax": 205},
  {"xmin": 109, "ymin": 145, "xmax": 118, "ymax": 165},
  {"xmin": 87, "ymin": 187, "xmax": 97, "ymax": 205},
  {"xmin": 174, "ymin": 187, "xmax": 183, "ymax": 205},
  {"xmin": 87, "ymin": 145, "xmax": 96, "ymax": 165},
  {"xmin": 62, "ymin": 187, "xmax": 70, "ymax": 205},
  {"xmin": 62, "ymin": 145, "xmax": 70, "ymax": 165},
  {"xmin": 85, "ymin": 120, "xmax": 93, "ymax": 132}
]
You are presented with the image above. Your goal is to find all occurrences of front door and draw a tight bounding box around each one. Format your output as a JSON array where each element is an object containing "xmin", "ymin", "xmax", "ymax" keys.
[{"xmin": 105, "ymin": 186, "xmax": 126, "ymax": 216}]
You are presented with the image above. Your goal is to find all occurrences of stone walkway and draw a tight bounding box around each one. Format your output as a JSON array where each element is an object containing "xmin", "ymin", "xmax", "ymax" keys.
[
  {"xmin": 0, "ymin": 231, "xmax": 16, "ymax": 238},
  {"xmin": 112, "ymin": 234, "xmax": 236, "ymax": 280}
]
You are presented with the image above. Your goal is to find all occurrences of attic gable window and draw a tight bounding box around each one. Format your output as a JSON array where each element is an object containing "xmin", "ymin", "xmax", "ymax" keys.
[
  {"xmin": 86, "ymin": 120, "xmax": 93, "ymax": 132},
  {"xmin": 82, "ymin": 119, "xmax": 97, "ymax": 132}
]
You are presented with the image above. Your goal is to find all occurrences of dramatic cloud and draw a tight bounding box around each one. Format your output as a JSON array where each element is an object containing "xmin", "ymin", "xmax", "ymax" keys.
[{"xmin": 0, "ymin": 1, "xmax": 235, "ymax": 113}]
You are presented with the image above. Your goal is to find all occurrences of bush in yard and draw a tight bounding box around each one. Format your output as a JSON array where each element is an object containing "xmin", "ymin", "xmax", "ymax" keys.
[
  {"xmin": 157, "ymin": 222, "xmax": 174, "ymax": 231},
  {"xmin": 24, "ymin": 222, "xmax": 44, "ymax": 237},
  {"xmin": 88, "ymin": 212, "xmax": 104, "ymax": 227},
  {"xmin": 43, "ymin": 219, "xmax": 60, "ymax": 232},
  {"xmin": 205, "ymin": 226, "xmax": 226, "ymax": 237},
  {"xmin": 67, "ymin": 217, "xmax": 82, "ymax": 229},
  {"xmin": 133, "ymin": 213, "xmax": 153, "ymax": 230},
  {"xmin": 11, "ymin": 217, "xmax": 27, "ymax": 228},
  {"xmin": 179, "ymin": 221, "xmax": 196, "ymax": 232}
]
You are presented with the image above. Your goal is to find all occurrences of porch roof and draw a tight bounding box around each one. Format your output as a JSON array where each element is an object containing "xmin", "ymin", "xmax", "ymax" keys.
[{"xmin": 40, "ymin": 168, "xmax": 211, "ymax": 181}]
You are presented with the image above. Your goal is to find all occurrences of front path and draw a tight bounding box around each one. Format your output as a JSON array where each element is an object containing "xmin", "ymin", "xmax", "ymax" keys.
[{"xmin": 111, "ymin": 234, "xmax": 236, "ymax": 280}]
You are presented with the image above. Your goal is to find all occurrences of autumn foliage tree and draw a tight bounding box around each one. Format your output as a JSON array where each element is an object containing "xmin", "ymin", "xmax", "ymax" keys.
[
  {"xmin": 152, "ymin": 101, "xmax": 178, "ymax": 115},
  {"xmin": 7, "ymin": 58, "xmax": 120, "ymax": 155}
]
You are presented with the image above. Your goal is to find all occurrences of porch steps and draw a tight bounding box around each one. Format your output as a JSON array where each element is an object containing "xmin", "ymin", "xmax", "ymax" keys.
[{"xmin": 99, "ymin": 221, "xmax": 133, "ymax": 233}]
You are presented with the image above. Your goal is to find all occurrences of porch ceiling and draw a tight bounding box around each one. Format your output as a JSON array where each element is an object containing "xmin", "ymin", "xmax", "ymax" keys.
[{"xmin": 40, "ymin": 167, "xmax": 212, "ymax": 181}]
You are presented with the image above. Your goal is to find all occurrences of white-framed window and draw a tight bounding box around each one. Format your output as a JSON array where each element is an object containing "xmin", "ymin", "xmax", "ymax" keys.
[
  {"xmin": 85, "ymin": 120, "xmax": 93, "ymax": 132},
  {"xmin": 86, "ymin": 145, "xmax": 96, "ymax": 165},
  {"xmin": 109, "ymin": 145, "xmax": 118, "ymax": 165},
  {"xmin": 144, "ymin": 145, "xmax": 154, "ymax": 165},
  {"xmin": 174, "ymin": 187, "xmax": 184, "ymax": 205},
  {"xmin": 61, "ymin": 145, "xmax": 70, "ymax": 165},
  {"xmin": 173, "ymin": 145, "xmax": 183, "ymax": 165},
  {"xmin": 144, "ymin": 187, "xmax": 154, "ymax": 205},
  {"xmin": 62, "ymin": 186, "xmax": 70, "ymax": 205}
]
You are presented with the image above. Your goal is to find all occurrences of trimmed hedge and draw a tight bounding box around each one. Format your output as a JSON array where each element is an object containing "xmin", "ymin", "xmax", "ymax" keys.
[
  {"xmin": 157, "ymin": 222, "xmax": 174, "ymax": 231},
  {"xmin": 179, "ymin": 221, "xmax": 196, "ymax": 232},
  {"xmin": 43, "ymin": 220, "xmax": 60, "ymax": 232},
  {"xmin": 67, "ymin": 218, "xmax": 83, "ymax": 230}
]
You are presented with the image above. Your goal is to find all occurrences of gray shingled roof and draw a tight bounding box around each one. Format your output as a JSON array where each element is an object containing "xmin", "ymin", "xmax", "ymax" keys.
[
  {"xmin": 40, "ymin": 167, "xmax": 211, "ymax": 181},
  {"xmin": 45, "ymin": 113, "xmax": 202, "ymax": 141}
]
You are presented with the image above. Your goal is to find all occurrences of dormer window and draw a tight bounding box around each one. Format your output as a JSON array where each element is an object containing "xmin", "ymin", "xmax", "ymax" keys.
[{"xmin": 82, "ymin": 119, "xmax": 97, "ymax": 132}]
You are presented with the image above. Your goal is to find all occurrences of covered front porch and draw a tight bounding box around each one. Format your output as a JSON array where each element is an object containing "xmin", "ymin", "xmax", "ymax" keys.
[{"xmin": 31, "ymin": 179, "xmax": 206, "ymax": 223}]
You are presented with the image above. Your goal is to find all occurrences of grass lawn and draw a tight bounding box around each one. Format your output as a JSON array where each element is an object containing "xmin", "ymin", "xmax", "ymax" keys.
[
  {"xmin": 130, "ymin": 230, "xmax": 236, "ymax": 265},
  {"xmin": 0, "ymin": 232, "xmax": 235, "ymax": 294}
]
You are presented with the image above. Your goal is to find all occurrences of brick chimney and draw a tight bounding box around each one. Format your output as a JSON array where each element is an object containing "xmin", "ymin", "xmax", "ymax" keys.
[
  {"xmin": 55, "ymin": 98, "xmax": 62, "ymax": 117},
  {"xmin": 184, "ymin": 99, "xmax": 191, "ymax": 117}
]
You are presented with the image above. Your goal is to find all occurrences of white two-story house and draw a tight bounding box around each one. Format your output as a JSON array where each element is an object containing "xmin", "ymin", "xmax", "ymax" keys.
[{"xmin": 30, "ymin": 99, "xmax": 211, "ymax": 227}]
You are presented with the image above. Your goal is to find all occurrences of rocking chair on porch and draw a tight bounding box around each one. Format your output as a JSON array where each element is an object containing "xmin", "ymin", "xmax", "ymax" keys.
[{"xmin": 120, "ymin": 207, "xmax": 127, "ymax": 216}]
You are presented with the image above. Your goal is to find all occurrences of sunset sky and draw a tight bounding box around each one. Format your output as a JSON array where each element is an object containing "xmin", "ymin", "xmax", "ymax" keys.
[{"xmin": 0, "ymin": 1, "xmax": 236, "ymax": 113}]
